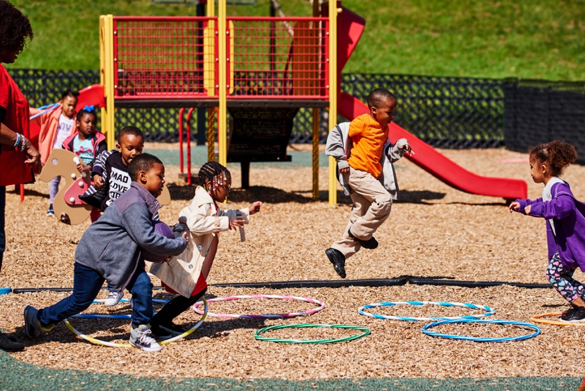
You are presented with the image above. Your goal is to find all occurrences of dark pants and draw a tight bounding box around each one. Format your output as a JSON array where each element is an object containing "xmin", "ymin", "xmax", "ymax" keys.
[
  {"xmin": 0, "ymin": 186, "xmax": 5, "ymax": 269},
  {"xmin": 150, "ymin": 288, "xmax": 207, "ymax": 328},
  {"xmin": 39, "ymin": 261, "xmax": 154, "ymax": 329}
]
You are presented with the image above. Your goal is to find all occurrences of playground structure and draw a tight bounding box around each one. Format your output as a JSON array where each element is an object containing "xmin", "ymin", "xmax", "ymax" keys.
[
  {"xmin": 96, "ymin": 0, "xmax": 526, "ymax": 202},
  {"xmin": 28, "ymin": 0, "xmax": 527, "ymax": 205}
]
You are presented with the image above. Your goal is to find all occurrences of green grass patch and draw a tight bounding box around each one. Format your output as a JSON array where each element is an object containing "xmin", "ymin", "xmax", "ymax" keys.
[{"xmin": 7, "ymin": 0, "xmax": 585, "ymax": 81}]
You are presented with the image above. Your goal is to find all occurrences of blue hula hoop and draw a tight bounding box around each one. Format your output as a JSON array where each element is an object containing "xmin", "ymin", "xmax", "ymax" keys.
[
  {"xmin": 422, "ymin": 318, "xmax": 541, "ymax": 342},
  {"xmin": 358, "ymin": 300, "xmax": 495, "ymax": 322},
  {"xmin": 72, "ymin": 298, "xmax": 169, "ymax": 320}
]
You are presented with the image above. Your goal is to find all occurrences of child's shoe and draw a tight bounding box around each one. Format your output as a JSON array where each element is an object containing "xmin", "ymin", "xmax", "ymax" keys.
[
  {"xmin": 23, "ymin": 306, "xmax": 53, "ymax": 337},
  {"xmin": 325, "ymin": 248, "xmax": 346, "ymax": 278},
  {"xmin": 563, "ymin": 306, "xmax": 585, "ymax": 322},
  {"xmin": 348, "ymin": 228, "xmax": 378, "ymax": 250},
  {"xmin": 560, "ymin": 304, "xmax": 579, "ymax": 321},
  {"xmin": 104, "ymin": 290, "xmax": 124, "ymax": 307},
  {"xmin": 46, "ymin": 204, "xmax": 54, "ymax": 217},
  {"xmin": 0, "ymin": 332, "xmax": 25, "ymax": 352},
  {"xmin": 129, "ymin": 325, "xmax": 162, "ymax": 352}
]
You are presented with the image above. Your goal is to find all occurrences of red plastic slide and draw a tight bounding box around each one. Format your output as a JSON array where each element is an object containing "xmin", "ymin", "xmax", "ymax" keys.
[
  {"xmin": 337, "ymin": 5, "xmax": 526, "ymax": 200},
  {"xmin": 338, "ymin": 92, "xmax": 527, "ymax": 200}
]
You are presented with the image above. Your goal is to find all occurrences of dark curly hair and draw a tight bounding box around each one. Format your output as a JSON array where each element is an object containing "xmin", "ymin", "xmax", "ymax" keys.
[
  {"xmin": 0, "ymin": 0, "xmax": 33, "ymax": 56},
  {"xmin": 529, "ymin": 140, "xmax": 577, "ymax": 177}
]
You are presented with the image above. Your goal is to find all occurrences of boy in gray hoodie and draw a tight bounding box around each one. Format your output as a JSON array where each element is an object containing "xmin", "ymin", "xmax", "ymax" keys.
[{"xmin": 23, "ymin": 153, "xmax": 187, "ymax": 352}]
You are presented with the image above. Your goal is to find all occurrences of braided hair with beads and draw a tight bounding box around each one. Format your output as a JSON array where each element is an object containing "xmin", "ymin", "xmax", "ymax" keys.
[{"xmin": 198, "ymin": 161, "xmax": 231, "ymax": 194}]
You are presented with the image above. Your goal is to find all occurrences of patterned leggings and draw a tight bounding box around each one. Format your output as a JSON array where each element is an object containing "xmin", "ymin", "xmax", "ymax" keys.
[{"xmin": 546, "ymin": 253, "xmax": 585, "ymax": 303}]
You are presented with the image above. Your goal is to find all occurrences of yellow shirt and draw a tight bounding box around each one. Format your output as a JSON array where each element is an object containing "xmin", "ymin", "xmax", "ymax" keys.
[{"xmin": 347, "ymin": 113, "xmax": 388, "ymax": 178}]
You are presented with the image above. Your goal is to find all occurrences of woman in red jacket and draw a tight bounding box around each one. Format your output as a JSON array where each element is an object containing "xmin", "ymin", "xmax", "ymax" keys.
[{"xmin": 0, "ymin": 0, "xmax": 40, "ymax": 352}]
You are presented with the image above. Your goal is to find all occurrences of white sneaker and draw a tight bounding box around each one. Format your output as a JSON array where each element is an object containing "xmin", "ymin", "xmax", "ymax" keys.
[
  {"xmin": 104, "ymin": 290, "xmax": 124, "ymax": 307},
  {"xmin": 129, "ymin": 325, "xmax": 162, "ymax": 352}
]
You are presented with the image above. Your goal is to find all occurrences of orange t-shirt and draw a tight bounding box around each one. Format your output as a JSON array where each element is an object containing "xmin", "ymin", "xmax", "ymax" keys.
[{"xmin": 347, "ymin": 113, "xmax": 388, "ymax": 178}]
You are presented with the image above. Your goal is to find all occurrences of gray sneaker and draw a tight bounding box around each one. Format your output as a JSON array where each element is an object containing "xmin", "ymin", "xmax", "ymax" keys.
[
  {"xmin": 129, "ymin": 325, "xmax": 162, "ymax": 352},
  {"xmin": 24, "ymin": 306, "xmax": 53, "ymax": 338},
  {"xmin": 24, "ymin": 306, "xmax": 42, "ymax": 338},
  {"xmin": 104, "ymin": 290, "xmax": 124, "ymax": 307}
]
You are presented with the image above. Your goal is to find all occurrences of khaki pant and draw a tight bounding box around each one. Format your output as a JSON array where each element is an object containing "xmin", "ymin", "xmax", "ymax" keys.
[{"xmin": 331, "ymin": 167, "xmax": 392, "ymax": 259}]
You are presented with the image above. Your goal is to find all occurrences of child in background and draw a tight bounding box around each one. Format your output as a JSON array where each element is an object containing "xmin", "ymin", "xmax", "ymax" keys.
[
  {"xmin": 325, "ymin": 88, "xmax": 412, "ymax": 278},
  {"xmin": 36, "ymin": 89, "xmax": 79, "ymax": 216},
  {"xmin": 24, "ymin": 154, "xmax": 188, "ymax": 352},
  {"xmin": 80, "ymin": 125, "xmax": 145, "ymax": 306},
  {"xmin": 509, "ymin": 140, "xmax": 585, "ymax": 322},
  {"xmin": 62, "ymin": 106, "xmax": 107, "ymax": 175},
  {"xmin": 148, "ymin": 162, "xmax": 262, "ymax": 338}
]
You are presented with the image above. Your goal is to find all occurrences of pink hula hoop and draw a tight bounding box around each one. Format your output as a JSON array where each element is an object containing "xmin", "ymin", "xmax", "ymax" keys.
[{"xmin": 193, "ymin": 294, "xmax": 326, "ymax": 319}]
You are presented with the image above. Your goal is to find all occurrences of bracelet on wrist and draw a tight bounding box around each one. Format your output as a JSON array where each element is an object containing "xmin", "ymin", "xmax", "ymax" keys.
[
  {"xmin": 20, "ymin": 136, "xmax": 27, "ymax": 152},
  {"xmin": 14, "ymin": 133, "xmax": 21, "ymax": 148}
]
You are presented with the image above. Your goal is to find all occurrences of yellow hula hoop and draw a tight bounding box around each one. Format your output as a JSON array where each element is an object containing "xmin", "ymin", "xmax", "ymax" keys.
[
  {"xmin": 530, "ymin": 312, "xmax": 585, "ymax": 327},
  {"xmin": 65, "ymin": 297, "xmax": 208, "ymax": 348}
]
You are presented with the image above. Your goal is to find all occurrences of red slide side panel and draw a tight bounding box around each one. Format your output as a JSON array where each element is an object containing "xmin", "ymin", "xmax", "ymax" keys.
[{"xmin": 338, "ymin": 92, "xmax": 527, "ymax": 200}]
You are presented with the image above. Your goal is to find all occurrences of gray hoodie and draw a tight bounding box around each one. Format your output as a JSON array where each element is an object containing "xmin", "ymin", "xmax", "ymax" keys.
[
  {"xmin": 75, "ymin": 182, "xmax": 187, "ymax": 290},
  {"xmin": 325, "ymin": 122, "xmax": 407, "ymax": 200}
]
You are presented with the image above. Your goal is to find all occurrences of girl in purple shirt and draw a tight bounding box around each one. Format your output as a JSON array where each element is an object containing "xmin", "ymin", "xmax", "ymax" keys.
[{"xmin": 510, "ymin": 140, "xmax": 585, "ymax": 322}]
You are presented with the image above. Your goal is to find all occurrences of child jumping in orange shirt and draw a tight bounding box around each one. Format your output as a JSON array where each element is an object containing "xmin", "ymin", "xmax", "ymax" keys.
[{"xmin": 325, "ymin": 88, "xmax": 413, "ymax": 278}]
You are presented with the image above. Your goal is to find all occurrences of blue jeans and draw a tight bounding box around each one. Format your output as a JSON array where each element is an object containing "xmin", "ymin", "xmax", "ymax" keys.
[
  {"xmin": 39, "ymin": 261, "xmax": 153, "ymax": 329},
  {"xmin": 0, "ymin": 186, "xmax": 5, "ymax": 269}
]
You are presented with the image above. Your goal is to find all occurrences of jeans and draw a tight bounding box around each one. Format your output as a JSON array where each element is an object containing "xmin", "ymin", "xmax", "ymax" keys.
[
  {"xmin": 0, "ymin": 186, "xmax": 5, "ymax": 269},
  {"xmin": 49, "ymin": 176, "xmax": 61, "ymax": 204},
  {"xmin": 39, "ymin": 261, "xmax": 153, "ymax": 329}
]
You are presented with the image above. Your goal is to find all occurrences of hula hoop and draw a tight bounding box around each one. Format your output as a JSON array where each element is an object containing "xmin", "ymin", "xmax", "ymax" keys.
[
  {"xmin": 530, "ymin": 312, "xmax": 585, "ymax": 327},
  {"xmin": 65, "ymin": 297, "xmax": 208, "ymax": 348},
  {"xmin": 358, "ymin": 300, "xmax": 496, "ymax": 321},
  {"xmin": 193, "ymin": 294, "xmax": 325, "ymax": 319},
  {"xmin": 422, "ymin": 318, "xmax": 540, "ymax": 342},
  {"xmin": 255, "ymin": 323, "xmax": 370, "ymax": 344}
]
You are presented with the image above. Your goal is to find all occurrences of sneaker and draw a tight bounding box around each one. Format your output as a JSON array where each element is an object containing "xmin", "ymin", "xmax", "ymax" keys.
[
  {"xmin": 563, "ymin": 306, "xmax": 585, "ymax": 322},
  {"xmin": 325, "ymin": 248, "xmax": 346, "ymax": 278},
  {"xmin": 104, "ymin": 290, "xmax": 124, "ymax": 307},
  {"xmin": 348, "ymin": 228, "xmax": 378, "ymax": 250},
  {"xmin": 561, "ymin": 304, "xmax": 579, "ymax": 321},
  {"xmin": 46, "ymin": 204, "xmax": 54, "ymax": 217},
  {"xmin": 24, "ymin": 306, "xmax": 42, "ymax": 338},
  {"xmin": 159, "ymin": 322, "xmax": 187, "ymax": 336},
  {"xmin": 0, "ymin": 332, "xmax": 25, "ymax": 352},
  {"xmin": 149, "ymin": 325, "xmax": 173, "ymax": 340},
  {"xmin": 129, "ymin": 325, "xmax": 162, "ymax": 352}
]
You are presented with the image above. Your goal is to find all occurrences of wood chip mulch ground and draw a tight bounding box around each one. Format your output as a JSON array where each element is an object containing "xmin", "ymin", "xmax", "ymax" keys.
[{"xmin": 1, "ymin": 148, "xmax": 584, "ymax": 380}]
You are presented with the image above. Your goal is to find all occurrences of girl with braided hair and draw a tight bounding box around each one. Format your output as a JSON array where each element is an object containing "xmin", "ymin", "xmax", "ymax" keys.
[
  {"xmin": 149, "ymin": 162, "xmax": 262, "ymax": 338},
  {"xmin": 510, "ymin": 140, "xmax": 585, "ymax": 322}
]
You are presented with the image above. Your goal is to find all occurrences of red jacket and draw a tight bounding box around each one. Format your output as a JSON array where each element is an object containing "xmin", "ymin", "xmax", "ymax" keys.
[{"xmin": 0, "ymin": 65, "xmax": 34, "ymax": 186}]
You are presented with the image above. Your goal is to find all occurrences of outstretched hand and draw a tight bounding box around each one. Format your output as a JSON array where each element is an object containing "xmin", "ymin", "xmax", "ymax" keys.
[
  {"xmin": 229, "ymin": 219, "xmax": 246, "ymax": 230},
  {"xmin": 508, "ymin": 201, "xmax": 520, "ymax": 213},
  {"xmin": 401, "ymin": 143, "xmax": 414, "ymax": 156},
  {"xmin": 249, "ymin": 201, "xmax": 263, "ymax": 215}
]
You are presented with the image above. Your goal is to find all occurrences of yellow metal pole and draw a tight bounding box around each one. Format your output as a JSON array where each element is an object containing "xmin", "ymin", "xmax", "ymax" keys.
[
  {"xmin": 99, "ymin": 16, "xmax": 108, "ymax": 146},
  {"xmin": 328, "ymin": 2, "xmax": 338, "ymax": 205},
  {"xmin": 218, "ymin": 0, "xmax": 227, "ymax": 167},
  {"xmin": 206, "ymin": 0, "xmax": 214, "ymax": 17},
  {"xmin": 312, "ymin": 108, "xmax": 319, "ymax": 200},
  {"xmin": 103, "ymin": 15, "xmax": 116, "ymax": 150}
]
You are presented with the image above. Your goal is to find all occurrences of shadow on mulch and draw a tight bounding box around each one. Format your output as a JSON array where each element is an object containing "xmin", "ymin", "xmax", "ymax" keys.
[{"xmin": 168, "ymin": 184, "xmax": 446, "ymax": 205}]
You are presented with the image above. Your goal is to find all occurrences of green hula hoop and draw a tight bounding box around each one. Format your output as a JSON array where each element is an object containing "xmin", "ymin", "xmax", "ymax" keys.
[{"xmin": 254, "ymin": 323, "xmax": 370, "ymax": 344}]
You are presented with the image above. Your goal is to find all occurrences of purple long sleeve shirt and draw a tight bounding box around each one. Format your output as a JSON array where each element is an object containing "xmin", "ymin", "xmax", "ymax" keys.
[{"xmin": 515, "ymin": 182, "xmax": 585, "ymax": 271}]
